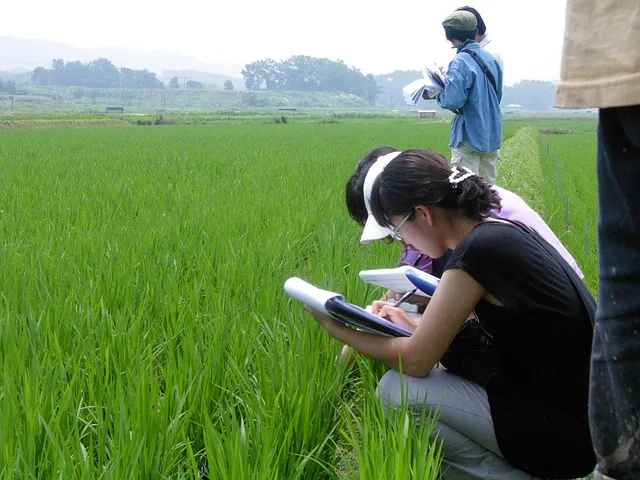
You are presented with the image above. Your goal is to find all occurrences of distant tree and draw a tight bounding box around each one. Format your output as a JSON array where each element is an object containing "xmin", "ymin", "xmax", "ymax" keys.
[
  {"xmin": 242, "ymin": 62, "xmax": 262, "ymax": 90},
  {"xmin": 88, "ymin": 58, "xmax": 119, "ymax": 87},
  {"xmin": 361, "ymin": 74, "xmax": 379, "ymax": 104},
  {"xmin": 29, "ymin": 58, "xmax": 163, "ymax": 89},
  {"xmin": 241, "ymin": 55, "xmax": 380, "ymax": 104},
  {"xmin": 281, "ymin": 55, "xmax": 323, "ymax": 91},
  {"xmin": 120, "ymin": 67, "xmax": 164, "ymax": 89},
  {"xmin": 372, "ymin": 70, "xmax": 418, "ymax": 108},
  {"xmin": 185, "ymin": 80, "xmax": 203, "ymax": 90},
  {"xmin": 502, "ymin": 80, "xmax": 557, "ymax": 111},
  {"xmin": 0, "ymin": 70, "xmax": 31, "ymax": 83},
  {"xmin": 242, "ymin": 58, "xmax": 282, "ymax": 90},
  {"xmin": 169, "ymin": 76, "xmax": 180, "ymax": 89},
  {"xmin": 51, "ymin": 58, "xmax": 65, "ymax": 71},
  {"xmin": 224, "ymin": 79, "xmax": 234, "ymax": 91},
  {"xmin": 64, "ymin": 60, "xmax": 89, "ymax": 86},
  {"xmin": 31, "ymin": 66, "xmax": 52, "ymax": 85},
  {"xmin": 0, "ymin": 79, "xmax": 13, "ymax": 94}
]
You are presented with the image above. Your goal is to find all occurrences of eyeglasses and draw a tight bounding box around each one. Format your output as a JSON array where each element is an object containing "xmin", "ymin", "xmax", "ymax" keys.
[{"xmin": 389, "ymin": 211, "xmax": 413, "ymax": 241}]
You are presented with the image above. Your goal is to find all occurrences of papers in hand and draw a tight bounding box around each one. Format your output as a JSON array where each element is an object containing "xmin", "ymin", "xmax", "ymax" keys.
[
  {"xmin": 402, "ymin": 68, "xmax": 445, "ymax": 105},
  {"xmin": 284, "ymin": 277, "xmax": 412, "ymax": 337},
  {"xmin": 359, "ymin": 265, "xmax": 440, "ymax": 297}
]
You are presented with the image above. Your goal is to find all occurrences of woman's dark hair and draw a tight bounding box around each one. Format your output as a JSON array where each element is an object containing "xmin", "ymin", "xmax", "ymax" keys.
[
  {"xmin": 456, "ymin": 6, "xmax": 487, "ymax": 35},
  {"xmin": 345, "ymin": 146, "xmax": 397, "ymax": 225},
  {"xmin": 444, "ymin": 26, "xmax": 477, "ymax": 43},
  {"xmin": 369, "ymin": 149, "xmax": 501, "ymax": 229}
]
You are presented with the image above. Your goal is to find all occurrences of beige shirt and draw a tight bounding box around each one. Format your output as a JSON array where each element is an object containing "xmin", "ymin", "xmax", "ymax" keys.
[{"xmin": 555, "ymin": 0, "xmax": 640, "ymax": 108}]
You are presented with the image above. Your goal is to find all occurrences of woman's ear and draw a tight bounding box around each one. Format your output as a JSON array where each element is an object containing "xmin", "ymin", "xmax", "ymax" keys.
[{"xmin": 415, "ymin": 205, "xmax": 435, "ymax": 227}]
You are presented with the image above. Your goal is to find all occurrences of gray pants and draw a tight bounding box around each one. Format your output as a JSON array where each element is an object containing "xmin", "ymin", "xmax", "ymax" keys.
[
  {"xmin": 378, "ymin": 368, "xmax": 539, "ymax": 479},
  {"xmin": 450, "ymin": 141, "xmax": 500, "ymax": 184}
]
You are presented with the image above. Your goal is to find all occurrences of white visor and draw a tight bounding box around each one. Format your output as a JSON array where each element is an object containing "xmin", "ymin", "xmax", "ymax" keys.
[{"xmin": 360, "ymin": 151, "xmax": 402, "ymax": 244}]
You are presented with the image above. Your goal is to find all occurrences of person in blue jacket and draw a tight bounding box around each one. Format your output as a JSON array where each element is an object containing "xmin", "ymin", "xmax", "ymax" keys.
[{"xmin": 429, "ymin": 10, "xmax": 503, "ymax": 184}]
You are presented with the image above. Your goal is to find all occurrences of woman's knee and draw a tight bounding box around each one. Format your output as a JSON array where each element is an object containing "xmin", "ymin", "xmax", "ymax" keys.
[
  {"xmin": 377, "ymin": 369, "xmax": 404, "ymax": 411},
  {"xmin": 377, "ymin": 368, "xmax": 448, "ymax": 412}
]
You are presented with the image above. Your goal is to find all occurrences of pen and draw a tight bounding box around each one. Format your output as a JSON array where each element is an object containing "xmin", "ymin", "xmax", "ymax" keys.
[{"xmin": 393, "ymin": 288, "xmax": 418, "ymax": 308}]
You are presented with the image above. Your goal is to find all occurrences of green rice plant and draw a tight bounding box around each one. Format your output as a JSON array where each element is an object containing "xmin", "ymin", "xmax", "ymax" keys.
[
  {"xmin": 497, "ymin": 126, "xmax": 545, "ymax": 213},
  {"xmin": 0, "ymin": 123, "xmax": 451, "ymax": 478},
  {"xmin": 539, "ymin": 133, "xmax": 599, "ymax": 292},
  {"xmin": 0, "ymin": 120, "xmax": 596, "ymax": 478},
  {"xmin": 335, "ymin": 360, "xmax": 443, "ymax": 480},
  {"xmin": 498, "ymin": 124, "xmax": 598, "ymax": 292}
]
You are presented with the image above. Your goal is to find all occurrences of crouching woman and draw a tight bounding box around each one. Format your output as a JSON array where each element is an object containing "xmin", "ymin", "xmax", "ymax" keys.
[{"xmin": 306, "ymin": 149, "xmax": 595, "ymax": 479}]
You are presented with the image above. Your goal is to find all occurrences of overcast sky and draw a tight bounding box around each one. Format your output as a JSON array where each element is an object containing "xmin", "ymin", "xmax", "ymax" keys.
[{"xmin": 4, "ymin": 0, "xmax": 568, "ymax": 85}]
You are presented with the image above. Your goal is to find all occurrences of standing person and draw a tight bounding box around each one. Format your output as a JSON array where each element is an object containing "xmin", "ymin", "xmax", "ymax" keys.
[
  {"xmin": 305, "ymin": 149, "xmax": 596, "ymax": 479},
  {"xmin": 456, "ymin": 6, "xmax": 504, "ymax": 72},
  {"xmin": 556, "ymin": 1, "xmax": 640, "ymax": 478},
  {"xmin": 430, "ymin": 11, "xmax": 503, "ymax": 184}
]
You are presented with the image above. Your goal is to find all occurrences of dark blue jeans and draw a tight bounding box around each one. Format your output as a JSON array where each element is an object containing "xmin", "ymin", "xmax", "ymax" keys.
[{"xmin": 592, "ymin": 105, "xmax": 640, "ymax": 480}]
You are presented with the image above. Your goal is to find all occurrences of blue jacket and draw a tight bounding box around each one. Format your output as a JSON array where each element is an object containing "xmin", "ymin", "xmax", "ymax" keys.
[{"xmin": 437, "ymin": 40, "xmax": 503, "ymax": 152}]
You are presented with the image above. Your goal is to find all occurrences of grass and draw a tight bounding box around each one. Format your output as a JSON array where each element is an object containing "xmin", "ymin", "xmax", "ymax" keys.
[
  {"xmin": 497, "ymin": 126, "xmax": 545, "ymax": 213},
  {"xmin": 0, "ymin": 123, "xmax": 451, "ymax": 478},
  {"xmin": 497, "ymin": 125, "xmax": 598, "ymax": 293},
  {"xmin": 0, "ymin": 119, "xmax": 599, "ymax": 478},
  {"xmin": 539, "ymin": 132, "xmax": 599, "ymax": 293}
]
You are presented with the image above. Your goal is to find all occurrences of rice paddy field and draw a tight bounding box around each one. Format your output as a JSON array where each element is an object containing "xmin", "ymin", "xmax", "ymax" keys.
[{"xmin": 0, "ymin": 118, "xmax": 598, "ymax": 478}]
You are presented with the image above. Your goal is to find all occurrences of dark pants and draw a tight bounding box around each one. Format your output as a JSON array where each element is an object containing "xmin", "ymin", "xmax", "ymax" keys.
[{"xmin": 592, "ymin": 105, "xmax": 640, "ymax": 480}]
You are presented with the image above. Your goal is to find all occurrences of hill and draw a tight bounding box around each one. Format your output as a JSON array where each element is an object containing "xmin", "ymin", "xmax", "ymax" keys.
[{"xmin": 0, "ymin": 37, "xmax": 243, "ymax": 78}]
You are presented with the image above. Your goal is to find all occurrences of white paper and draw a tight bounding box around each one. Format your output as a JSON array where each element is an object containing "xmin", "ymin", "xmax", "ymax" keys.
[
  {"xmin": 284, "ymin": 277, "xmax": 343, "ymax": 315},
  {"xmin": 402, "ymin": 69, "xmax": 445, "ymax": 106},
  {"xmin": 359, "ymin": 265, "xmax": 438, "ymax": 297}
]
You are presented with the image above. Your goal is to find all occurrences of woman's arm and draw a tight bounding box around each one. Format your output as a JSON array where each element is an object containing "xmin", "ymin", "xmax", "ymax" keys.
[{"xmin": 307, "ymin": 268, "xmax": 487, "ymax": 377}]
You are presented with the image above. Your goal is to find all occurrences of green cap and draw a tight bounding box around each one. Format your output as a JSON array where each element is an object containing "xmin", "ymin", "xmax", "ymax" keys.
[{"xmin": 442, "ymin": 10, "xmax": 477, "ymax": 31}]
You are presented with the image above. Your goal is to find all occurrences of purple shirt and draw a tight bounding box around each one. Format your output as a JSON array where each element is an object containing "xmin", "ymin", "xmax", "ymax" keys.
[{"xmin": 398, "ymin": 186, "xmax": 585, "ymax": 279}]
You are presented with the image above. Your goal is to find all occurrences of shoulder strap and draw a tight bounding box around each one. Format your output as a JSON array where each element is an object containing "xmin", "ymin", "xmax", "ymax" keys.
[
  {"xmin": 462, "ymin": 49, "xmax": 499, "ymax": 96},
  {"xmin": 500, "ymin": 219, "xmax": 595, "ymax": 327}
]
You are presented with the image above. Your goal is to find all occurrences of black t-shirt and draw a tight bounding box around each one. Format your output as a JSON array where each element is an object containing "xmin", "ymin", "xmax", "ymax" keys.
[{"xmin": 443, "ymin": 221, "xmax": 595, "ymax": 478}]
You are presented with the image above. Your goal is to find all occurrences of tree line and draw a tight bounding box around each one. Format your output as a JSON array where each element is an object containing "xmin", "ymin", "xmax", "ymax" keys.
[
  {"xmin": 31, "ymin": 58, "xmax": 164, "ymax": 89},
  {"xmin": 242, "ymin": 55, "xmax": 378, "ymax": 104},
  {"xmin": 0, "ymin": 79, "xmax": 17, "ymax": 94},
  {"xmin": 16, "ymin": 56, "xmax": 563, "ymax": 110}
]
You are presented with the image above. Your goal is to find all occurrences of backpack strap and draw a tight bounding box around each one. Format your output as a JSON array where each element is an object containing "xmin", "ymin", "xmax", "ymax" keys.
[{"xmin": 461, "ymin": 49, "xmax": 499, "ymax": 97}]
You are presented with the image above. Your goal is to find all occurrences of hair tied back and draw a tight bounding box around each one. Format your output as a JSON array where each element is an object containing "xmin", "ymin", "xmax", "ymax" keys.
[{"xmin": 448, "ymin": 166, "xmax": 475, "ymax": 188}]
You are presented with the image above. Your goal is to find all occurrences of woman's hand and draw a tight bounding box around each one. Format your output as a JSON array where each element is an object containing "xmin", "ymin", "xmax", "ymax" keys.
[
  {"xmin": 371, "ymin": 301, "xmax": 419, "ymax": 332},
  {"xmin": 383, "ymin": 290, "xmax": 431, "ymax": 310},
  {"xmin": 382, "ymin": 290, "xmax": 401, "ymax": 302}
]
